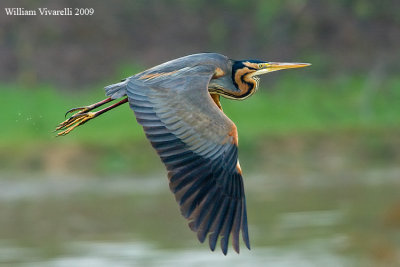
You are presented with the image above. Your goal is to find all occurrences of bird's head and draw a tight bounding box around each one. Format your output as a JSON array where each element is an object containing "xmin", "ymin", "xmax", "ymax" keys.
[{"xmin": 230, "ymin": 60, "xmax": 311, "ymax": 99}]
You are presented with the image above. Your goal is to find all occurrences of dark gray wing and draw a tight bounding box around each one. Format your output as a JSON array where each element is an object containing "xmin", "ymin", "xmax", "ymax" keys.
[{"xmin": 121, "ymin": 56, "xmax": 249, "ymax": 254}]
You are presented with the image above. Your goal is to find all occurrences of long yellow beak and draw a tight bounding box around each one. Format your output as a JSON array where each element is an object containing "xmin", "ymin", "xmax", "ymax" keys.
[
  {"xmin": 267, "ymin": 62, "xmax": 311, "ymax": 71},
  {"xmin": 252, "ymin": 62, "xmax": 311, "ymax": 76}
]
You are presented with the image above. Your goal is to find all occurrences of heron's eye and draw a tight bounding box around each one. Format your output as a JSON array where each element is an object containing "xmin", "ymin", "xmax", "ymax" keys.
[{"xmin": 258, "ymin": 64, "xmax": 264, "ymax": 69}]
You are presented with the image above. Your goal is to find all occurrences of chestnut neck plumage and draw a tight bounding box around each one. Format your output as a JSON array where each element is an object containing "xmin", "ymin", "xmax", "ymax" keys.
[
  {"xmin": 231, "ymin": 65, "xmax": 259, "ymax": 99},
  {"xmin": 217, "ymin": 59, "xmax": 264, "ymax": 99},
  {"xmin": 208, "ymin": 60, "xmax": 262, "ymax": 100}
]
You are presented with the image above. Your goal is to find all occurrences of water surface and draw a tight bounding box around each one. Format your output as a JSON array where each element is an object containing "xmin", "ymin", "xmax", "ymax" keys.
[{"xmin": 0, "ymin": 168, "xmax": 399, "ymax": 266}]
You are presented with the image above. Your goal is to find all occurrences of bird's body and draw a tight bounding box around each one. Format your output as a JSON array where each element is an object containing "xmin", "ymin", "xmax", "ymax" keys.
[{"xmin": 55, "ymin": 53, "xmax": 310, "ymax": 255}]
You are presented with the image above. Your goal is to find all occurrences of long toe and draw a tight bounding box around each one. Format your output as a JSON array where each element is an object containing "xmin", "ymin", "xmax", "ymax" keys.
[
  {"xmin": 64, "ymin": 107, "xmax": 88, "ymax": 118},
  {"xmin": 55, "ymin": 112, "xmax": 95, "ymax": 136}
]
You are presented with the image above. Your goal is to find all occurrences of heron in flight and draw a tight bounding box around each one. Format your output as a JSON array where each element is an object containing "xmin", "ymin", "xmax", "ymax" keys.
[{"xmin": 55, "ymin": 53, "xmax": 310, "ymax": 254}]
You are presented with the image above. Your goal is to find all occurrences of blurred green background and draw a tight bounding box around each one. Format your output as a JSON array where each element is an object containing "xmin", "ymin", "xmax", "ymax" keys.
[{"xmin": 1, "ymin": 0, "xmax": 399, "ymax": 266}]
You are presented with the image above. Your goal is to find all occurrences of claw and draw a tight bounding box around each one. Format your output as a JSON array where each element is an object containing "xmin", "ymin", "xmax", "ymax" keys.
[
  {"xmin": 64, "ymin": 107, "xmax": 88, "ymax": 118},
  {"xmin": 55, "ymin": 112, "xmax": 96, "ymax": 136}
]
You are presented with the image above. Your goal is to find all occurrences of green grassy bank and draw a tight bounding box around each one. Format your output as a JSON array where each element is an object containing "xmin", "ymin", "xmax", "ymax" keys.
[{"xmin": 1, "ymin": 74, "xmax": 399, "ymax": 175}]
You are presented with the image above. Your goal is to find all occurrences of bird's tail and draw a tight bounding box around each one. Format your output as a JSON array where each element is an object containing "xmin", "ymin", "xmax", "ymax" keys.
[{"xmin": 104, "ymin": 79, "xmax": 128, "ymax": 99}]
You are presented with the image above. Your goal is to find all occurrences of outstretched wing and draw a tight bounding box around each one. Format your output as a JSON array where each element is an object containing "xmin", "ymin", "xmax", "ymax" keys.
[{"xmin": 125, "ymin": 57, "xmax": 250, "ymax": 254}]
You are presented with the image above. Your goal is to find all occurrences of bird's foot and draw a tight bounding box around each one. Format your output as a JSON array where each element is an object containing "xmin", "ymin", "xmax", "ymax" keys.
[
  {"xmin": 55, "ymin": 97, "xmax": 127, "ymax": 136},
  {"xmin": 55, "ymin": 112, "xmax": 96, "ymax": 136}
]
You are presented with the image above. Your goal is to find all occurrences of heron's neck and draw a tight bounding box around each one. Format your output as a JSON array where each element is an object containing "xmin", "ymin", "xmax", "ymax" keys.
[
  {"xmin": 208, "ymin": 71, "xmax": 258, "ymax": 100},
  {"xmin": 231, "ymin": 68, "xmax": 258, "ymax": 99}
]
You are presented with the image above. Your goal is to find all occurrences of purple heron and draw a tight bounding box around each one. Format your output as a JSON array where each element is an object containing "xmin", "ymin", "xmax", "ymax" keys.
[{"xmin": 55, "ymin": 53, "xmax": 310, "ymax": 254}]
